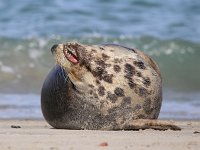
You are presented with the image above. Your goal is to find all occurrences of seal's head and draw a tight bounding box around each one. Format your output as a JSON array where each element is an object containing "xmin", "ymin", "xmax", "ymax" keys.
[
  {"xmin": 51, "ymin": 42, "xmax": 122, "ymax": 93},
  {"xmin": 51, "ymin": 43, "xmax": 90, "ymax": 91}
]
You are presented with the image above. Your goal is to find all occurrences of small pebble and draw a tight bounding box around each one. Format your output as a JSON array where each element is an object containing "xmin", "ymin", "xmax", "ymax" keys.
[
  {"xmin": 193, "ymin": 131, "xmax": 200, "ymax": 134},
  {"xmin": 99, "ymin": 142, "xmax": 108, "ymax": 147},
  {"xmin": 11, "ymin": 125, "xmax": 21, "ymax": 128}
]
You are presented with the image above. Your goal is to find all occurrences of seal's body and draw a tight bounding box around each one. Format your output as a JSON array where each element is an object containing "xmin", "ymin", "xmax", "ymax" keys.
[{"xmin": 41, "ymin": 42, "xmax": 180, "ymax": 130}]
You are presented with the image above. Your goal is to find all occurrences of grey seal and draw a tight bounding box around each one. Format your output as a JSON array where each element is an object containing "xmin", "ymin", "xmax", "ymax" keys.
[{"xmin": 41, "ymin": 42, "xmax": 180, "ymax": 130}]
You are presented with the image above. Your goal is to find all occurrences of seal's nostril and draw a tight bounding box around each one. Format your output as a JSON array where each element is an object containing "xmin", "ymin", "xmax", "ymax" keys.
[{"xmin": 51, "ymin": 44, "xmax": 58, "ymax": 53}]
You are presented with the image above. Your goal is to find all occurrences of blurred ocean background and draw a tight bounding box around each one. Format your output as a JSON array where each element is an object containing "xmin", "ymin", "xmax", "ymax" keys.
[{"xmin": 0, "ymin": 0, "xmax": 199, "ymax": 120}]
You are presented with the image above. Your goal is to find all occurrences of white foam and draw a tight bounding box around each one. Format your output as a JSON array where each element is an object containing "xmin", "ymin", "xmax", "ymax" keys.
[
  {"xmin": 0, "ymin": 62, "xmax": 14, "ymax": 73},
  {"xmin": 29, "ymin": 49, "xmax": 42, "ymax": 60},
  {"xmin": 29, "ymin": 63, "xmax": 35, "ymax": 68},
  {"xmin": 38, "ymin": 38, "xmax": 48, "ymax": 48},
  {"xmin": 165, "ymin": 48, "xmax": 173, "ymax": 55}
]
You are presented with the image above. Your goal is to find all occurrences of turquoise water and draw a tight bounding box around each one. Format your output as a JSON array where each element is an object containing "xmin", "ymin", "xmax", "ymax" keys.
[{"xmin": 0, "ymin": 0, "xmax": 199, "ymax": 119}]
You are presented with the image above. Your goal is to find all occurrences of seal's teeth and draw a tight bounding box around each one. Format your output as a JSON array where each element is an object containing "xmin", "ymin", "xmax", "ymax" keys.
[
  {"xmin": 63, "ymin": 48, "xmax": 79, "ymax": 64},
  {"xmin": 65, "ymin": 48, "xmax": 75, "ymax": 56},
  {"xmin": 66, "ymin": 51, "xmax": 71, "ymax": 57},
  {"xmin": 66, "ymin": 51, "xmax": 74, "ymax": 58},
  {"xmin": 70, "ymin": 49, "xmax": 76, "ymax": 56}
]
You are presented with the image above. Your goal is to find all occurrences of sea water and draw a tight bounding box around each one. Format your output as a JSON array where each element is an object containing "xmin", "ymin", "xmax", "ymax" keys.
[{"xmin": 0, "ymin": 0, "xmax": 199, "ymax": 120}]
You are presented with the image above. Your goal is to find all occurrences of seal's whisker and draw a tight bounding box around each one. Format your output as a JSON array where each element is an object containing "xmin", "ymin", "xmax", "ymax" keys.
[
  {"xmin": 61, "ymin": 67, "xmax": 68, "ymax": 82},
  {"xmin": 58, "ymin": 67, "xmax": 69, "ymax": 83}
]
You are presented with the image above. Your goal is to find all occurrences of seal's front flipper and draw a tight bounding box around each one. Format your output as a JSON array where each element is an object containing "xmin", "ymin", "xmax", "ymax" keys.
[{"xmin": 123, "ymin": 119, "xmax": 181, "ymax": 131}]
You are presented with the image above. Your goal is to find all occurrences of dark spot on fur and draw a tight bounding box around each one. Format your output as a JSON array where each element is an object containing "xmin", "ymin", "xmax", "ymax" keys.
[
  {"xmin": 89, "ymin": 90, "xmax": 93, "ymax": 95},
  {"xmin": 91, "ymin": 49, "xmax": 97, "ymax": 53},
  {"xmin": 114, "ymin": 87, "xmax": 125, "ymax": 97},
  {"xmin": 123, "ymin": 64, "xmax": 136, "ymax": 89},
  {"xmin": 121, "ymin": 97, "xmax": 131, "ymax": 107},
  {"xmin": 124, "ymin": 97, "xmax": 131, "ymax": 104},
  {"xmin": 107, "ymin": 92, "xmax": 118, "ymax": 103},
  {"xmin": 113, "ymin": 65, "xmax": 121, "ymax": 73},
  {"xmin": 143, "ymin": 77, "xmax": 151, "ymax": 86},
  {"xmin": 85, "ymin": 65, "xmax": 91, "ymax": 72},
  {"xmin": 99, "ymin": 46, "xmax": 105, "ymax": 50},
  {"xmin": 134, "ymin": 104, "xmax": 142, "ymax": 110},
  {"xmin": 128, "ymin": 79, "xmax": 136, "ymax": 89},
  {"xmin": 92, "ymin": 67, "xmax": 105, "ymax": 78},
  {"xmin": 92, "ymin": 67, "xmax": 113, "ymax": 83},
  {"xmin": 96, "ymin": 79, "xmax": 100, "ymax": 84},
  {"xmin": 110, "ymin": 49, "xmax": 114, "ymax": 52},
  {"xmin": 114, "ymin": 58, "xmax": 122, "ymax": 63},
  {"xmin": 134, "ymin": 61, "xmax": 146, "ymax": 69},
  {"xmin": 74, "ymin": 45, "xmax": 92, "ymax": 68},
  {"xmin": 143, "ymin": 98, "xmax": 153, "ymax": 115},
  {"xmin": 102, "ymin": 53, "xmax": 110, "ymax": 60},
  {"xmin": 136, "ymin": 71, "xmax": 142, "ymax": 77},
  {"xmin": 124, "ymin": 63, "xmax": 135, "ymax": 78},
  {"xmin": 102, "ymin": 74, "xmax": 113, "ymax": 83},
  {"xmin": 98, "ymin": 86, "xmax": 105, "ymax": 96},
  {"xmin": 83, "ymin": 62, "xmax": 92, "ymax": 72},
  {"xmin": 95, "ymin": 59, "xmax": 106, "ymax": 67},
  {"xmin": 138, "ymin": 87, "xmax": 148, "ymax": 97},
  {"xmin": 88, "ymin": 84, "xmax": 94, "ymax": 88},
  {"xmin": 134, "ymin": 87, "xmax": 148, "ymax": 97},
  {"xmin": 95, "ymin": 58, "xmax": 111, "ymax": 68}
]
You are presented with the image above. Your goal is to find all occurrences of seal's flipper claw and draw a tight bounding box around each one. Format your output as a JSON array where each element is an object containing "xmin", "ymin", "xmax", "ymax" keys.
[{"xmin": 123, "ymin": 119, "xmax": 181, "ymax": 131}]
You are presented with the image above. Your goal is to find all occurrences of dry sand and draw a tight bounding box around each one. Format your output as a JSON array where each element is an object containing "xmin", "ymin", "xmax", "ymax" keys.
[{"xmin": 0, "ymin": 120, "xmax": 200, "ymax": 150}]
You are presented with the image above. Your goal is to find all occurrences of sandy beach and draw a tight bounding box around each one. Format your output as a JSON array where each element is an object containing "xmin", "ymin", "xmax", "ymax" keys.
[{"xmin": 0, "ymin": 120, "xmax": 199, "ymax": 150}]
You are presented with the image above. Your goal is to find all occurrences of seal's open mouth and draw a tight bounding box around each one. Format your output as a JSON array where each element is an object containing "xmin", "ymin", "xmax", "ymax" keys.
[{"xmin": 64, "ymin": 47, "xmax": 79, "ymax": 64}]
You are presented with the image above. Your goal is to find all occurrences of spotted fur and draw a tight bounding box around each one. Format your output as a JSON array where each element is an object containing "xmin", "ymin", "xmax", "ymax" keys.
[{"xmin": 48, "ymin": 42, "xmax": 164, "ymax": 130}]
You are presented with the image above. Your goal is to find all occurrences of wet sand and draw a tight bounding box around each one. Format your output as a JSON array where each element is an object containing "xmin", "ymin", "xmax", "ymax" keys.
[{"xmin": 0, "ymin": 120, "xmax": 199, "ymax": 150}]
